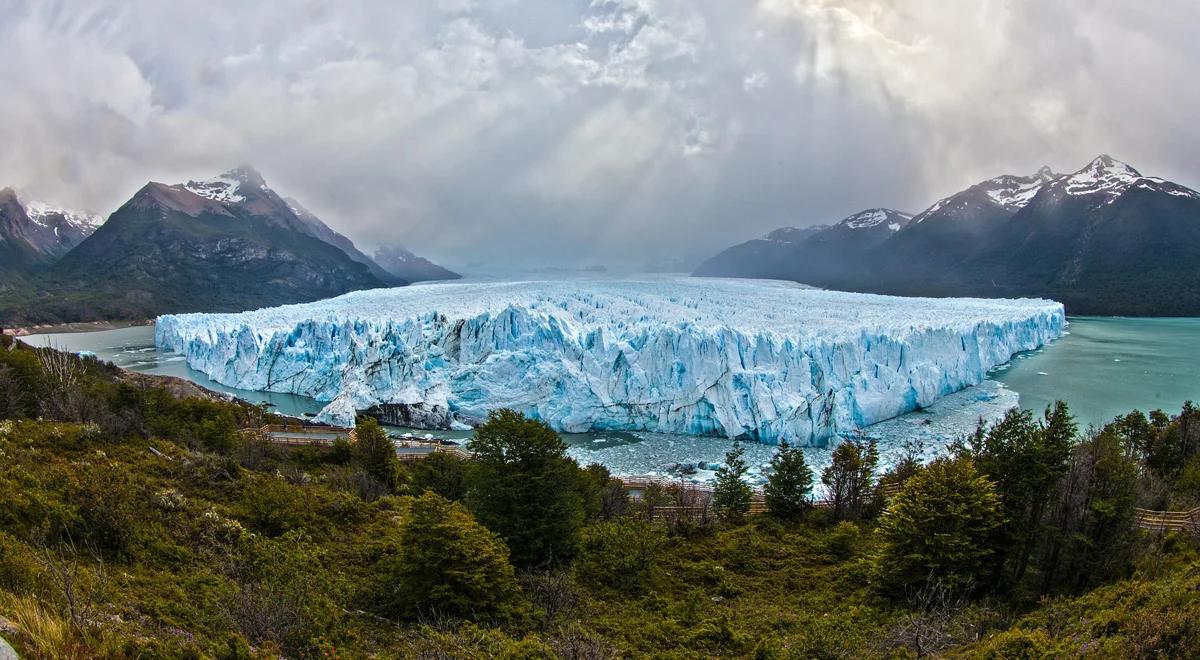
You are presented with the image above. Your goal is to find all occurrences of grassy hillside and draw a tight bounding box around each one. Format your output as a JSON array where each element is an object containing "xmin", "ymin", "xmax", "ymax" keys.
[{"xmin": 1, "ymin": 335, "xmax": 1198, "ymax": 658}]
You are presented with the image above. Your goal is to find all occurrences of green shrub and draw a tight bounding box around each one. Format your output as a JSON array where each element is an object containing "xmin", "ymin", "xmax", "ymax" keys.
[
  {"xmin": 874, "ymin": 457, "xmax": 1004, "ymax": 596},
  {"xmin": 377, "ymin": 492, "xmax": 519, "ymax": 620},
  {"xmin": 575, "ymin": 517, "xmax": 667, "ymax": 595}
]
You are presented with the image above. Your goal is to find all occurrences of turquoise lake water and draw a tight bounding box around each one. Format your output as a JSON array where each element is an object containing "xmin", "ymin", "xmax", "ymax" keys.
[{"xmin": 989, "ymin": 317, "xmax": 1200, "ymax": 430}]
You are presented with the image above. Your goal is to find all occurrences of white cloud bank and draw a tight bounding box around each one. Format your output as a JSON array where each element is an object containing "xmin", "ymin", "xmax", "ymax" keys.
[{"xmin": 0, "ymin": 0, "xmax": 1196, "ymax": 268}]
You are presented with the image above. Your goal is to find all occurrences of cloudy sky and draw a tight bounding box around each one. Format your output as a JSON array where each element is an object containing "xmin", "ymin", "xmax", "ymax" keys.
[{"xmin": 1, "ymin": 0, "xmax": 1196, "ymax": 270}]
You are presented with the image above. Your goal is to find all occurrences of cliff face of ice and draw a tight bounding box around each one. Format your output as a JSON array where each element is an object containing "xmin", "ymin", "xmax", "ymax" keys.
[{"xmin": 155, "ymin": 277, "xmax": 1065, "ymax": 445}]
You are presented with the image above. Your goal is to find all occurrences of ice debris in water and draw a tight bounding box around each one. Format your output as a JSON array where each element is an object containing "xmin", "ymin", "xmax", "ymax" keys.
[{"xmin": 155, "ymin": 276, "xmax": 1064, "ymax": 446}]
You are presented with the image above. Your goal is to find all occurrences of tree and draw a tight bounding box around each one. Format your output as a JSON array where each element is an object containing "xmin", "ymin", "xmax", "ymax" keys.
[
  {"xmin": 874, "ymin": 457, "xmax": 1004, "ymax": 596},
  {"xmin": 955, "ymin": 403, "xmax": 1075, "ymax": 585},
  {"xmin": 352, "ymin": 417, "xmax": 398, "ymax": 491},
  {"xmin": 466, "ymin": 409, "xmax": 585, "ymax": 568},
  {"xmin": 579, "ymin": 463, "xmax": 628, "ymax": 520},
  {"xmin": 764, "ymin": 440, "xmax": 814, "ymax": 519},
  {"xmin": 1037, "ymin": 430, "xmax": 1138, "ymax": 594},
  {"xmin": 1143, "ymin": 402, "xmax": 1200, "ymax": 478},
  {"xmin": 822, "ymin": 437, "xmax": 879, "ymax": 521},
  {"xmin": 713, "ymin": 443, "xmax": 753, "ymax": 522},
  {"xmin": 377, "ymin": 492, "xmax": 518, "ymax": 620},
  {"xmin": 407, "ymin": 451, "xmax": 468, "ymax": 502}
]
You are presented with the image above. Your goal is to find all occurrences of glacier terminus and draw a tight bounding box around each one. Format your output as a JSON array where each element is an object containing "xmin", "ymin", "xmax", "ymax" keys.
[{"xmin": 155, "ymin": 277, "xmax": 1066, "ymax": 446}]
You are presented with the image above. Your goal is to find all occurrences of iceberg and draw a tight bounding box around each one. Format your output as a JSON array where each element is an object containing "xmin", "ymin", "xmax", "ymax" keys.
[{"xmin": 155, "ymin": 277, "xmax": 1065, "ymax": 446}]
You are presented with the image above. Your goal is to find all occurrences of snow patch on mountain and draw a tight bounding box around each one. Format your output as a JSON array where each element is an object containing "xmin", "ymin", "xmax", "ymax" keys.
[
  {"xmin": 185, "ymin": 175, "xmax": 245, "ymax": 204},
  {"xmin": 983, "ymin": 166, "xmax": 1061, "ymax": 209},
  {"xmin": 156, "ymin": 277, "xmax": 1065, "ymax": 445},
  {"xmin": 21, "ymin": 199, "xmax": 103, "ymax": 231},
  {"xmin": 842, "ymin": 208, "xmax": 911, "ymax": 230}
]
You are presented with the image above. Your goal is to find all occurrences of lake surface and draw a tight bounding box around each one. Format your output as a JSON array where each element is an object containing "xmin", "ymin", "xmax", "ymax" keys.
[
  {"xmin": 989, "ymin": 317, "xmax": 1200, "ymax": 429},
  {"xmin": 21, "ymin": 316, "xmax": 1200, "ymax": 480}
]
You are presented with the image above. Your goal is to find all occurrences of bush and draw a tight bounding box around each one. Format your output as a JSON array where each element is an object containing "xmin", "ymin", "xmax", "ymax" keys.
[
  {"xmin": 377, "ymin": 492, "xmax": 518, "ymax": 620},
  {"xmin": 970, "ymin": 628, "xmax": 1070, "ymax": 658},
  {"xmin": 821, "ymin": 521, "xmax": 860, "ymax": 562},
  {"xmin": 874, "ymin": 457, "xmax": 1004, "ymax": 596},
  {"xmin": 575, "ymin": 517, "xmax": 667, "ymax": 595},
  {"xmin": 407, "ymin": 451, "xmax": 468, "ymax": 501},
  {"xmin": 0, "ymin": 530, "xmax": 44, "ymax": 594},
  {"xmin": 352, "ymin": 417, "xmax": 399, "ymax": 491}
]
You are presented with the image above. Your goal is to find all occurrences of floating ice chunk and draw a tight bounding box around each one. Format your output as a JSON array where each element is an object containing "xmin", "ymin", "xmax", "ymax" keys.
[{"xmin": 156, "ymin": 277, "xmax": 1065, "ymax": 446}]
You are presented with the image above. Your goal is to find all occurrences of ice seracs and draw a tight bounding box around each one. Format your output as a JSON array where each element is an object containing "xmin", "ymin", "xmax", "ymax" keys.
[{"xmin": 156, "ymin": 277, "xmax": 1066, "ymax": 445}]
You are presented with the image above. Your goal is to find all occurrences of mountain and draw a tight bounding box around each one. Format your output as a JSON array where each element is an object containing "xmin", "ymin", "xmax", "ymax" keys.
[
  {"xmin": 694, "ymin": 156, "xmax": 1200, "ymax": 315},
  {"xmin": 868, "ymin": 167, "xmax": 1062, "ymax": 294},
  {"xmin": 2, "ymin": 167, "xmax": 390, "ymax": 323},
  {"xmin": 0, "ymin": 188, "xmax": 102, "ymax": 284},
  {"xmin": 959, "ymin": 156, "xmax": 1200, "ymax": 314},
  {"xmin": 373, "ymin": 245, "xmax": 460, "ymax": 283},
  {"xmin": 693, "ymin": 209, "xmax": 911, "ymax": 286},
  {"xmin": 284, "ymin": 197, "xmax": 402, "ymax": 284}
]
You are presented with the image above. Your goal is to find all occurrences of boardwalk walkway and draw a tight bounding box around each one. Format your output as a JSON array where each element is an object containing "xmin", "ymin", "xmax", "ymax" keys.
[{"xmin": 1134, "ymin": 507, "xmax": 1200, "ymax": 533}]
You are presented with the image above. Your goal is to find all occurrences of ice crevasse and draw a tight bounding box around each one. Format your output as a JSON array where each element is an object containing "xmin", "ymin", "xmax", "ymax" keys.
[{"xmin": 155, "ymin": 277, "xmax": 1066, "ymax": 446}]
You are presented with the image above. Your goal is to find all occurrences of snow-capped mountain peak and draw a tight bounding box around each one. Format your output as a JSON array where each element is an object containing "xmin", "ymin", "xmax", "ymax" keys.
[
  {"xmin": 841, "ymin": 208, "xmax": 911, "ymax": 231},
  {"xmin": 21, "ymin": 198, "xmax": 103, "ymax": 231},
  {"xmin": 1063, "ymin": 154, "xmax": 1143, "ymax": 199}
]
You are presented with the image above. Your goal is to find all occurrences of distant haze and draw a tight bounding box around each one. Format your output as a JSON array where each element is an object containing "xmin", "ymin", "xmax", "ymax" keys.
[{"xmin": 1, "ymin": 1, "xmax": 1197, "ymax": 270}]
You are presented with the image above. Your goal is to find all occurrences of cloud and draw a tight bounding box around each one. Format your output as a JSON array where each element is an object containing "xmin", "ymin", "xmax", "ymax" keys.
[{"xmin": 0, "ymin": 0, "xmax": 1196, "ymax": 270}]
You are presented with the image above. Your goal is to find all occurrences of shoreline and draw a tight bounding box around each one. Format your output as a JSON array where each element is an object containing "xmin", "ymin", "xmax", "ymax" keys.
[{"xmin": 4, "ymin": 318, "xmax": 153, "ymax": 337}]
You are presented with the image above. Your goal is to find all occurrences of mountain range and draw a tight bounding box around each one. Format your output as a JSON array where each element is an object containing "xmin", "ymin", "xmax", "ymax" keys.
[
  {"xmin": 0, "ymin": 167, "xmax": 458, "ymax": 325},
  {"xmin": 0, "ymin": 188, "xmax": 101, "ymax": 284},
  {"xmin": 695, "ymin": 156, "xmax": 1200, "ymax": 315}
]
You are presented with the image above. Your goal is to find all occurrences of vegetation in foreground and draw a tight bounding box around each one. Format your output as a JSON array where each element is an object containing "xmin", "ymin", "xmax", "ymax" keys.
[{"xmin": 2, "ymin": 334, "xmax": 1200, "ymax": 657}]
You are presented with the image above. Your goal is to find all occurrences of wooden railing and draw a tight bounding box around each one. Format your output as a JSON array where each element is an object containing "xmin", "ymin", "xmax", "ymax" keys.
[{"xmin": 1133, "ymin": 507, "xmax": 1200, "ymax": 533}]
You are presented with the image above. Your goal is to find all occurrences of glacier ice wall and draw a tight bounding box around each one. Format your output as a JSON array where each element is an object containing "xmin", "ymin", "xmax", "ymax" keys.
[{"xmin": 155, "ymin": 277, "xmax": 1065, "ymax": 446}]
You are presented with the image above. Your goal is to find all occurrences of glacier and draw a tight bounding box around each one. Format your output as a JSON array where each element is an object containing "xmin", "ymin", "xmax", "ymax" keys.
[{"xmin": 154, "ymin": 277, "xmax": 1065, "ymax": 446}]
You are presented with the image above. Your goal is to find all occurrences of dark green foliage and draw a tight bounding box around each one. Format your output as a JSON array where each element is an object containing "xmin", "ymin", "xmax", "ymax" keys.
[
  {"xmin": 406, "ymin": 451, "xmax": 468, "ymax": 501},
  {"xmin": 874, "ymin": 457, "xmax": 1005, "ymax": 596},
  {"xmin": 575, "ymin": 517, "xmax": 667, "ymax": 595},
  {"xmin": 2, "ymin": 340, "xmax": 1199, "ymax": 656},
  {"xmin": 466, "ymin": 410, "xmax": 585, "ymax": 568},
  {"xmin": 764, "ymin": 440, "xmax": 814, "ymax": 519},
  {"xmin": 821, "ymin": 437, "xmax": 879, "ymax": 521},
  {"xmin": 0, "ymin": 342, "xmax": 43, "ymax": 419},
  {"xmin": 1143, "ymin": 402, "xmax": 1200, "ymax": 479},
  {"xmin": 956, "ymin": 403, "xmax": 1076, "ymax": 586},
  {"xmin": 1037, "ymin": 430, "xmax": 1139, "ymax": 594},
  {"xmin": 352, "ymin": 417, "xmax": 398, "ymax": 491},
  {"xmin": 377, "ymin": 492, "xmax": 518, "ymax": 621},
  {"xmin": 577, "ymin": 463, "xmax": 622, "ymax": 521},
  {"xmin": 0, "ymin": 530, "xmax": 43, "ymax": 594},
  {"xmin": 713, "ymin": 443, "xmax": 753, "ymax": 523}
]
